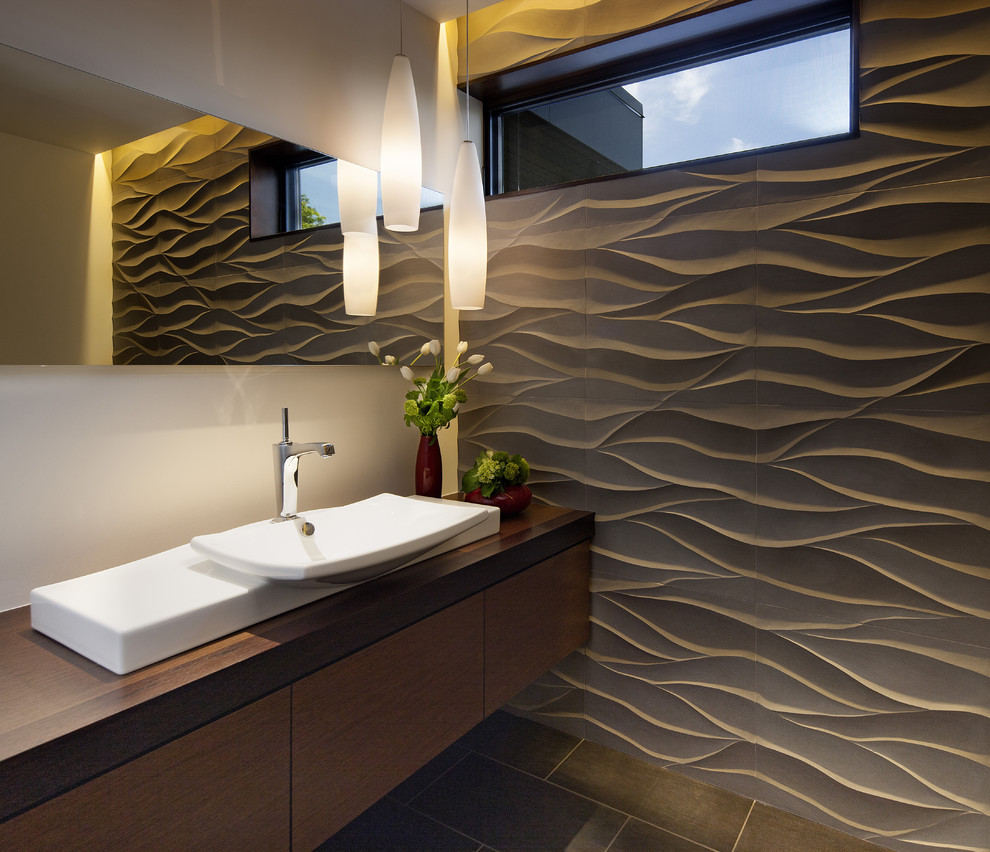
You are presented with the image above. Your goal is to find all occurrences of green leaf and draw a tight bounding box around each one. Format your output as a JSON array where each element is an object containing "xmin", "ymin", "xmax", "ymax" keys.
[{"xmin": 461, "ymin": 467, "xmax": 480, "ymax": 493}]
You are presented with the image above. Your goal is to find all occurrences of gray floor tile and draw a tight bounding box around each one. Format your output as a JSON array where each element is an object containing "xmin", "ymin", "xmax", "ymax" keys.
[{"xmin": 410, "ymin": 752, "xmax": 627, "ymax": 852}]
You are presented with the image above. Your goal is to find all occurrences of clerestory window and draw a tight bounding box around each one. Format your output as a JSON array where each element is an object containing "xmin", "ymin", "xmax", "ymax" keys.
[{"xmin": 479, "ymin": 0, "xmax": 857, "ymax": 195}]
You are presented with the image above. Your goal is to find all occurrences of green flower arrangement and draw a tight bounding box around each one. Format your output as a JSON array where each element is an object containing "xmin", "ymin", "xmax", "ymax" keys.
[
  {"xmin": 461, "ymin": 450, "xmax": 530, "ymax": 498},
  {"xmin": 370, "ymin": 339, "xmax": 493, "ymax": 437}
]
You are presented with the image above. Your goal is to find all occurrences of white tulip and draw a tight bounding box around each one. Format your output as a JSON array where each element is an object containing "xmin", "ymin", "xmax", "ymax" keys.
[
  {"xmin": 446, "ymin": 366, "xmax": 460, "ymax": 383},
  {"xmin": 368, "ymin": 341, "xmax": 380, "ymax": 357},
  {"xmin": 467, "ymin": 353, "xmax": 484, "ymax": 365},
  {"xmin": 477, "ymin": 363, "xmax": 493, "ymax": 376},
  {"xmin": 457, "ymin": 340, "xmax": 469, "ymax": 354},
  {"xmin": 429, "ymin": 339, "xmax": 441, "ymax": 356},
  {"xmin": 385, "ymin": 355, "xmax": 396, "ymax": 365},
  {"xmin": 400, "ymin": 365, "xmax": 415, "ymax": 381},
  {"xmin": 420, "ymin": 341, "xmax": 431, "ymax": 356}
]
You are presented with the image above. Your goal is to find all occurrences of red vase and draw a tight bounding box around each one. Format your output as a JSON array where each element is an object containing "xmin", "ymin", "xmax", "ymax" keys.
[
  {"xmin": 464, "ymin": 484, "xmax": 532, "ymax": 516},
  {"xmin": 414, "ymin": 434, "xmax": 442, "ymax": 498}
]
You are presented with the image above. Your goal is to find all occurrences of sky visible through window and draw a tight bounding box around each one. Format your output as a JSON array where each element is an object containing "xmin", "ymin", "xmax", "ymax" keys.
[{"xmin": 622, "ymin": 28, "xmax": 851, "ymax": 168}]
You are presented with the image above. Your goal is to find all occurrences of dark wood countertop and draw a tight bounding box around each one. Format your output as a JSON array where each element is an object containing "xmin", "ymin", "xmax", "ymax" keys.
[{"xmin": 0, "ymin": 504, "xmax": 593, "ymax": 823}]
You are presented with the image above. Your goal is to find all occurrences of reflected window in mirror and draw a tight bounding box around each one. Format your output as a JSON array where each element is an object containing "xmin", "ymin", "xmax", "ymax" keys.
[{"xmin": 249, "ymin": 141, "xmax": 443, "ymax": 239}]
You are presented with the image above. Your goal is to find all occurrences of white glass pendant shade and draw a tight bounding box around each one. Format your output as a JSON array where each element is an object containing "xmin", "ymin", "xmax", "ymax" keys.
[
  {"xmin": 343, "ymin": 232, "xmax": 379, "ymax": 316},
  {"xmin": 337, "ymin": 159, "xmax": 378, "ymax": 235},
  {"xmin": 381, "ymin": 54, "xmax": 422, "ymax": 233},
  {"xmin": 447, "ymin": 139, "xmax": 487, "ymax": 310}
]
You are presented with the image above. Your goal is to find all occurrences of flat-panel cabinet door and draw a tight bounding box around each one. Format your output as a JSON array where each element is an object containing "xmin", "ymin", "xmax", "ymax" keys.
[
  {"xmin": 0, "ymin": 689, "xmax": 291, "ymax": 852},
  {"xmin": 484, "ymin": 542, "xmax": 591, "ymax": 715},
  {"xmin": 291, "ymin": 595, "xmax": 485, "ymax": 851}
]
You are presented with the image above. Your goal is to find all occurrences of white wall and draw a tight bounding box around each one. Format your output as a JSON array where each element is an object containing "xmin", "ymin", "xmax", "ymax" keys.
[
  {"xmin": 0, "ymin": 131, "xmax": 113, "ymax": 365},
  {"xmin": 0, "ymin": 365, "xmax": 417, "ymax": 610},
  {"xmin": 0, "ymin": 0, "xmax": 462, "ymax": 192}
]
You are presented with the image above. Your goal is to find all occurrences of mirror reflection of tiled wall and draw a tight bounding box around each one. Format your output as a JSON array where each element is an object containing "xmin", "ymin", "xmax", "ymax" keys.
[
  {"xmin": 458, "ymin": 2, "xmax": 990, "ymax": 850},
  {"xmin": 111, "ymin": 118, "xmax": 443, "ymax": 365}
]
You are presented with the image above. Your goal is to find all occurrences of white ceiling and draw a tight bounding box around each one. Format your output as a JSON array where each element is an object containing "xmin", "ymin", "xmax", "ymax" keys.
[
  {"xmin": 405, "ymin": 0, "xmax": 503, "ymax": 23},
  {"xmin": 0, "ymin": 0, "xmax": 507, "ymax": 153}
]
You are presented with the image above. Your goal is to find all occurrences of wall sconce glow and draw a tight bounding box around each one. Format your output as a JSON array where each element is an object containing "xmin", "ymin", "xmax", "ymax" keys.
[
  {"xmin": 447, "ymin": 139, "xmax": 487, "ymax": 310},
  {"xmin": 381, "ymin": 54, "xmax": 422, "ymax": 233},
  {"xmin": 343, "ymin": 232, "xmax": 379, "ymax": 316},
  {"xmin": 337, "ymin": 159, "xmax": 379, "ymax": 235}
]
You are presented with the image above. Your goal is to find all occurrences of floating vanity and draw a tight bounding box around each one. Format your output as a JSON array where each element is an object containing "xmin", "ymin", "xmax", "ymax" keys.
[{"xmin": 0, "ymin": 503, "xmax": 593, "ymax": 851}]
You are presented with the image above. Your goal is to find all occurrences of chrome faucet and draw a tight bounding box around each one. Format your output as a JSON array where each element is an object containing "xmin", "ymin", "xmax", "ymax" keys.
[{"xmin": 273, "ymin": 408, "xmax": 334, "ymax": 522}]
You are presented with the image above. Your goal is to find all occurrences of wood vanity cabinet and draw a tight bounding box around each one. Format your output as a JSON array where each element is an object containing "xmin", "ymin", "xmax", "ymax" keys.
[
  {"xmin": 484, "ymin": 542, "xmax": 590, "ymax": 715},
  {"xmin": 292, "ymin": 595, "xmax": 486, "ymax": 851},
  {"xmin": 0, "ymin": 690, "xmax": 292, "ymax": 851},
  {"xmin": 0, "ymin": 510, "xmax": 592, "ymax": 852},
  {"xmin": 291, "ymin": 540, "xmax": 591, "ymax": 849}
]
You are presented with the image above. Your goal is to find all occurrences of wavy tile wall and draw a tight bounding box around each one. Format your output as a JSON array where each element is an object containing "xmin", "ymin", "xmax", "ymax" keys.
[
  {"xmin": 111, "ymin": 119, "xmax": 443, "ymax": 365},
  {"xmin": 458, "ymin": 2, "xmax": 990, "ymax": 850},
  {"xmin": 460, "ymin": 0, "xmax": 733, "ymax": 82}
]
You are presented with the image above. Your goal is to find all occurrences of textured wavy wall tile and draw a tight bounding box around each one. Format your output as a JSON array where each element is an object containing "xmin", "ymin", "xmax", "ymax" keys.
[
  {"xmin": 111, "ymin": 117, "xmax": 442, "ymax": 364},
  {"xmin": 461, "ymin": 0, "xmax": 734, "ymax": 81},
  {"xmin": 586, "ymin": 205, "xmax": 758, "ymax": 402},
  {"xmin": 154, "ymin": 116, "xmax": 226, "ymax": 175},
  {"xmin": 585, "ymin": 157, "xmax": 757, "ymax": 227},
  {"xmin": 461, "ymin": 191, "xmax": 588, "ymax": 397},
  {"xmin": 581, "ymin": 400, "xmax": 757, "ymax": 606},
  {"xmin": 756, "ymin": 180, "xmax": 990, "ymax": 410},
  {"xmin": 454, "ymin": 3, "xmax": 989, "ymax": 849},
  {"xmin": 879, "ymin": 813, "xmax": 990, "ymax": 852},
  {"xmin": 752, "ymin": 605, "xmax": 990, "ymax": 848},
  {"xmin": 583, "ymin": 589, "xmax": 757, "ymax": 777},
  {"xmin": 859, "ymin": 1, "xmax": 990, "ymax": 72},
  {"xmin": 755, "ymin": 406, "xmax": 990, "ymax": 645},
  {"xmin": 459, "ymin": 0, "xmax": 590, "ymax": 82},
  {"xmin": 486, "ymin": 185, "xmax": 590, "ymax": 248},
  {"xmin": 507, "ymin": 652, "xmax": 589, "ymax": 739},
  {"xmin": 583, "ymin": 0, "xmax": 727, "ymax": 41}
]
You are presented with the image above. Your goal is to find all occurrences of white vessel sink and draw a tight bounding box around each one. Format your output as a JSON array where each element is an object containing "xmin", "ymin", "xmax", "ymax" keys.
[
  {"xmin": 189, "ymin": 493, "xmax": 499, "ymax": 583},
  {"xmin": 31, "ymin": 495, "xmax": 500, "ymax": 674}
]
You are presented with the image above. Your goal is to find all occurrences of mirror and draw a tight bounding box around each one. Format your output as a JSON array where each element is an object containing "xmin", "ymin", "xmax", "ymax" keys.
[{"xmin": 0, "ymin": 42, "xmax": 443, "ymax": 366}]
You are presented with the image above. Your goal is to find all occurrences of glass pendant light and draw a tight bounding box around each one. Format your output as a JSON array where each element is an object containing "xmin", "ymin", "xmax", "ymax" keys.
[
  {"xmin": 337, "ymin": 159, "xmax": 378, "ymax": 236},
  {"xmin": 381, "ymin": 1, "xmax": 422, "ymax": 233},
  {"xmin": 338, "ymin": 159, "xmax": 380, "ymax": 316},
  {"xmin": 342, "ymin": 232, "xmax": 379, "ymax": 316},
  {"xmin": 448, "ymin": 0, "xmax": 487, "ymax": 310}
]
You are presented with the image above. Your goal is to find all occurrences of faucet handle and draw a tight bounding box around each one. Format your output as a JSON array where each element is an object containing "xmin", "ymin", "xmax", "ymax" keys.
[{"xmin": 281, "ymin": 407, "xmax": 290, "ymax": 444}]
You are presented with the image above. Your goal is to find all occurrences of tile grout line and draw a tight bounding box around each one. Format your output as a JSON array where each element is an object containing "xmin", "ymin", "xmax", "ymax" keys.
[
  {"xmin": 730, "ymin": 800, "xmax": 757, "ymax": 852},
  {"xmin": 601, "ymin": 815, "xmax": 632, "ymax": 852},
  {"xmin": 545, "ymin": 736, "xmax": 586, "ymax": 781}
]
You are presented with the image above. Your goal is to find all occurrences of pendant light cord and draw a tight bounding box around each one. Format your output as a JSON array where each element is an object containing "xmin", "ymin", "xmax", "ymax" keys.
[
  {"xmin": 399, "ymin": 0, "xmax": 404, "ymax": 55},
  {"xmin": 464, "ymin": 0, "xmax": 470, "ymax": 140}
]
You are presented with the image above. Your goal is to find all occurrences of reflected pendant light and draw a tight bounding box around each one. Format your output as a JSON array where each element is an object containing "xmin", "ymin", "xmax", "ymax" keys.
[
  {"xmin": 343, "ymin": 232, "xmax": 379, "ymax": 316},
  {"xmin": 337, "ymin": 159, "xmax": 379, "ymax": 236},
  {"xmin": 448, "ymin": 0, "xmax": 487, "ymax": 310},
  {"xmin": 381, "ymin": 1, "xmax": 422, "ymax": 233},
  {"xmin": 338, "ymin": 159, "xmax": 381, "ymax": 316}
]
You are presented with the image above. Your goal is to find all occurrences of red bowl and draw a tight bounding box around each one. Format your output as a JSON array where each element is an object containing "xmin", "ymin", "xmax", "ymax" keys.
[{"xmin": 463, "ymin": 484, "xmax": 532, "ymax": 516}]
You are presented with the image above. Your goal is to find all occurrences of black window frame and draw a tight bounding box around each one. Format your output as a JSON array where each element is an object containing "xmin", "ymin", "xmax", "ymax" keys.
[
  {"xmin": 474, "ymin": 0, "xmax": 859, "ymax": 196},
  {"xmin": 249, "ymin": 141, "xmax": 335, "ymax": 239}
]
